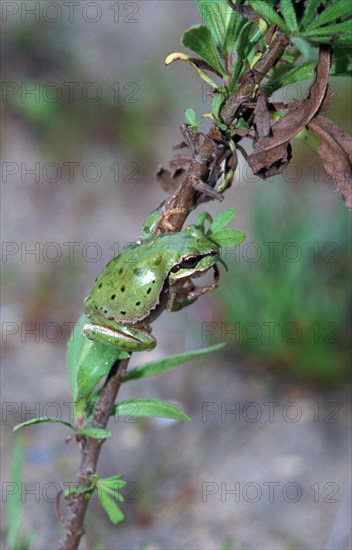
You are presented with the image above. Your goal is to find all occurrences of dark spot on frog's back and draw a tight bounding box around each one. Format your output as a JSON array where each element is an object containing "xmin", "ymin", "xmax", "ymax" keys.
[
  {"xmin": 133, "ymin": 267, "xmax": 143, "ymax": 276},
  {"xmin": 118, "ymin": 268, "xmax": 123, "ymax": 275},
  {"xmin": 154, "ymin": 255, "xmax": 161, "ymax": 266}
]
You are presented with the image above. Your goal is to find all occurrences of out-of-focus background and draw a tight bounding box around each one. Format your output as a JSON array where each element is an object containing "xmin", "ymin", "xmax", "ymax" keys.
[{"xmin": 1, "ymin": 2, "xmax": 351, "ymax": 549}]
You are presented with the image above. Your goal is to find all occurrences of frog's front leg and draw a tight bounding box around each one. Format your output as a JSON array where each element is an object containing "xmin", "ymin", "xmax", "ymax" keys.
[
  {"xmin": 82, "ymin": 322, "xmax": 156, "ymax": 351},
  {"xmin": 167, "ymin": 265, "xmax": 220, "ymax": 312}
]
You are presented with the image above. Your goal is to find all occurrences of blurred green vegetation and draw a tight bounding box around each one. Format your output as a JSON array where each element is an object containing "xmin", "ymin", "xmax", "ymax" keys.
[
  {"xmin": 2, "ymin": 435, "xmax": 35, "ymax": 549},
  {"xmin": 218, "ymin": 180, "xmax": 351, "ymax": 389}
]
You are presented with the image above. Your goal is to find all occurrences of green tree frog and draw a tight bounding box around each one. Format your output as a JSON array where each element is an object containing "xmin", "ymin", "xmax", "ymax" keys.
[{"xmin": 82, "ymin": 208, "xmax": 221, "ymax": 352}]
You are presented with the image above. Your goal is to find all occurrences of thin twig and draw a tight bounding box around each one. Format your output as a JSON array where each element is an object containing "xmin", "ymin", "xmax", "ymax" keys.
[{"xmin": 60, "ymin": 358, "xmax": 129, "ymax": 550}]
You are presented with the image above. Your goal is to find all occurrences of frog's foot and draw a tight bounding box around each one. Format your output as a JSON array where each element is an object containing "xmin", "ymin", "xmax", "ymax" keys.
[
  {"xmin": 187, "ymin": 264, "xmax": 220, "ymax": 300},
  {"xmin": 153, "ymin": 207, "xmax": 188, "ymax": 233},
  {"xmin": 82, "ymin": 323, "xmax": 156, "ymax": 351},
  {"xmin": 168, "ymin": 265, "xmax": 220, "ymax": 312}
]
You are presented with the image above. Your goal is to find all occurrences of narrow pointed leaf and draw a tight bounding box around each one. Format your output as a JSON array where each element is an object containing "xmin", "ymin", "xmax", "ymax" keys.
[
  {"xmin": 304, "ymin": 20, "xmax": 352, "ymax": 36},
  {"xmin": 123, "ymin": 343, "xmax": 225, "ymax": 382},
  {"xmin": 306, "ymin": 34, "xmax": 352, "ymax": 45},
  {"xmin": 224, "ymin": 10, "xmax": 239, "ymax": 54},
  {"xmin": 248, "ymin": 1, "xmax": 290, "ymax": 34},
  {"xmin": 195, "ymin": 0, "xmax": 226, "ymax": 53},
  {"xmin": 264, "ymin": 62, "xmax": 315, "ymax": 94},
  {"xmin": 98, "ymin": 490, "xmax": 124, "ymax": 524},
  {"xmin": 13, "ymin": 417, "xmax": 76, "ymax": 432},
  {"xmin": 99, "ymin": 475, "xmax": 126, "ymax": 489},
  {"xmin": 181, "ymin": 25, "xmax": 228, "ymax": 76},
  {"xmin": 281, "ymin": 0, "xmax": 298, "ymax": 32},
  {"xmin": 300, "ymin": 0, "xmax": 322, "ymax": 28},
  {"xmin": 112, "ymin": 399, "xmax": 190, "ymax": 422},
  {"xmin": 99, "ymin": 486, "xmax": 125, "ymax": 502},
  {"xmin": 305, "ymin": 1, "xmax": 352, "ymax": 30}
]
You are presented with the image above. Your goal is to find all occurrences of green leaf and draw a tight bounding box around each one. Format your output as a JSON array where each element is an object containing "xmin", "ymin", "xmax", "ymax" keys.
[
  {"xmin": 98, "ymin": 490, "xmax": 124, "ymax": 524},
  {"xmin": 123, "ymin": 343, "xmax": 225, "ymax": 382},
  {"xmin": 195, "ymin": 0, "xmax": 227, "ymax": 54},
  {"xmin": 306, "ymin": 34, "xmax": 352, "ymax": 45},
  {"xmin": 264, "ymin": 61, "xmax": 315, "ymax": 94},
  {"xmin": 209, "ymin": 228, "xmax": 246, "ymax": 249},
  {"xmin": 67, "ymin": 315, "xmax": 128, "ymax": 407},
  {"xmin": 181, "ymin": 25, "xmax": 228, "ymax": 76},
  {"xmin": 112, "ymin": 399, "xmax": 191, "ymax": 422},
  {"xmin": 208, "ymin": 209, "xmax": 237, "ymax": 234},
  {"xmin": 230, "ymin": 20, "xmax": 260, "ymax": 91},
  {"xmin": 224, "ymin": 10, "xmax": 239, "ymax": 54},
  {"xmin": 13, "ymin": 417, "xmax": 76, "ymax": 432},
  {"xmin": 281, "ymin": 0, "xmax": 298, "ymax": 32},
  {"xmin": 99, "ymin": 485, "xmax": 125, "ymax": 502},
  {"xmin": 234, "ymin": 117, "xmax": 250, "ymax": 131},
  {"xmin": 234, "ymin": 19, "xmax": 253, "ymax": 64},
  {"xmin": 67, "ymin": 314, "xmax": 87, "ymax": 401},
  {"xmin": 304, "ymin": 20, "xmax": 352, "ymax": 37},
  {"xmin": 248, "ymin": 1, "xmax": 290, "ymax": 34},
  {"xmin": 76, "ymin": 338, "xmax": 128, "ymax": 403},
  {"xmin": 185, "ymin": 108, "xmax": 201, "ymax": 131},
  {"xmin": 99, "ymin": 475, "xmax": 126, "ymax": 490},
  {"xmin": 80, "ymin": 428, "xmax": 112, "ymax": 439},
  {"xmin": 300, "ymin": 0, "xmax": 322, "ymax": 28},
  {"xmin": 305, "ymin": 0, "xmax": 352, "ymax": 30},
  {"xmin": 211, "ymin": 93, "xmax": 225, "ymax": 120}
]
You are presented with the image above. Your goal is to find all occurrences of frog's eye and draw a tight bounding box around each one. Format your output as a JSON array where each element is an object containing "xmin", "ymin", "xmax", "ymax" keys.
[{"xmin": 180, "ymin": 256, "xmax": 199, "ymax": 269}]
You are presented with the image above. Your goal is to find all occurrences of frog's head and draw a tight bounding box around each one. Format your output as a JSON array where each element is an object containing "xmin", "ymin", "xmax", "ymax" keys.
[{"xmin": 168, "ymin": 225, "xmax": 220, "ymax": 283}]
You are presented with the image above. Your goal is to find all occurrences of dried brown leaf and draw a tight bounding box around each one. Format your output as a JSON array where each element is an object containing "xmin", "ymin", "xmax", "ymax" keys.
[
  {"xmin": 248, "ymin": 47, "xmax": 331, "ymax": 178},
  {"xmin": 308, "ymin": 115, "xmax": 352, "ymax": 210},
  {"xmin": 156, "ymin": 166, "xmax": 186, "ymax": 194}
]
